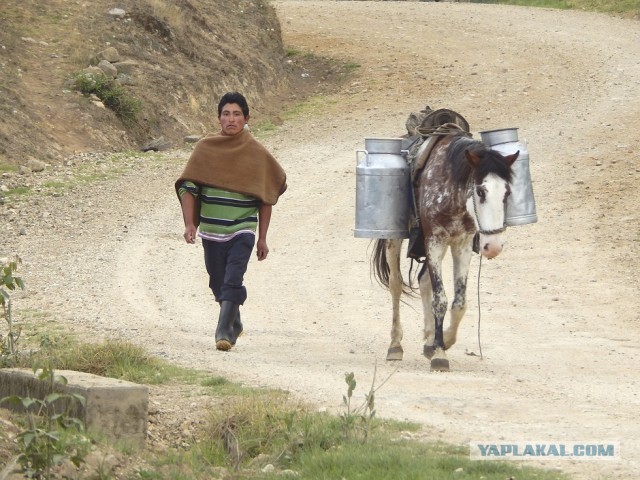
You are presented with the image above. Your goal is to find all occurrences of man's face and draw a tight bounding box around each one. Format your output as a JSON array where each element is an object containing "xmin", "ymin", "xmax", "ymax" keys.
[{"xmin": 219, "ymin": 102, "xmax": 248, "ymax": 136}]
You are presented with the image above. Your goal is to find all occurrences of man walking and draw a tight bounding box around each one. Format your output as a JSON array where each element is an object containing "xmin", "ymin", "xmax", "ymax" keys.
[{"xmin": 175, "ymin": 92, "xmax": 287, "ymax": 351}]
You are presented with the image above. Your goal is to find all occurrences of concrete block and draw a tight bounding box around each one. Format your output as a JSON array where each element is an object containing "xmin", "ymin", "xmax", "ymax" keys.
[{"xmin": 0, "ymin": 368, "xmax": 148, "ymax": 445}]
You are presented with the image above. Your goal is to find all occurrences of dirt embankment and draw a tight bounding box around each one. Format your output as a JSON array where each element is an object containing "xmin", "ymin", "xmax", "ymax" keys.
[{"xmin": 0, "ymin": 0, "xmax": 341, "ymax": 166}]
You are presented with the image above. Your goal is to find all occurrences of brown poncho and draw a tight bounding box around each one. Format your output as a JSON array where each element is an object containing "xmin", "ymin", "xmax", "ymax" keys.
[{"xmin": 175, "ymin": 128, "xmax": 287, "ymax": 205}]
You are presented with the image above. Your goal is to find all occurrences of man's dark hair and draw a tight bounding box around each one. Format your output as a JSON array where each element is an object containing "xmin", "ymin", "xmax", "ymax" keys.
[{"xmin": 217, "ymin": 92, "xmax": 250, "ymax": 117}]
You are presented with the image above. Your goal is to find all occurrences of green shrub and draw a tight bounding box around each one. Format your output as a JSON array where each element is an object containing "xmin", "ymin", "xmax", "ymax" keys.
[
  {"xmin": 74, "ymin": 71, "xmax": 142, "ymax": 125},
  {"xmin": 0, "ymin": 366, "xmax": 90, "ymax": 478},
  {"xmin": 1, "ymin": 256, "xmax": 24, "ymax": 363}
]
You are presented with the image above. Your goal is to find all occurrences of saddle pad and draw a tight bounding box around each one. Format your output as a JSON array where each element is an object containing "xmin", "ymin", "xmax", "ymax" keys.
[{"xmin": 411, "ymin": 123, "xmax": 468, "ymax": 183}]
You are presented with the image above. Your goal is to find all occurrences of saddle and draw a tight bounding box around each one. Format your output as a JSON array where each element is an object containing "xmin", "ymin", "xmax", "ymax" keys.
[
  {"xmin": 403, "ymin": 107, "xmax": 471, "ymax": 261},
  {"xmin": 410, "ymin": 122, "xmax": 469, "ymax": 183}
]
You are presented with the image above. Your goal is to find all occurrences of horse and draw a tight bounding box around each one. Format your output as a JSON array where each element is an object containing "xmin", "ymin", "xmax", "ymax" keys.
[{"xmin": 372, "ymin": 130, "xmax": 518, "ymax": 372}]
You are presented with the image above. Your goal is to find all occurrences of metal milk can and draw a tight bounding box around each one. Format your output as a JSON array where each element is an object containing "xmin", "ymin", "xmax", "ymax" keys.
[
  {"xmin": 480, "ymin": 128, "xmax": 538, "ymax": 226},
  {"xmin": 354, "ymin": 137, "xmax": 411, "ymax": 238}
]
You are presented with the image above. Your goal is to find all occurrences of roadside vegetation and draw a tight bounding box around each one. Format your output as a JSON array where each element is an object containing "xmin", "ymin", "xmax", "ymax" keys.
[
  {"xmin": 0, "ymin": 316, "xmax": 571, "ymax": 478},
  {"xmin": 475, "ymin": 0, "xmax": 639, "ymax": 17},
  {"xmin": 73, "ymin": 72, "xmax": 143, "ymax": 127}
]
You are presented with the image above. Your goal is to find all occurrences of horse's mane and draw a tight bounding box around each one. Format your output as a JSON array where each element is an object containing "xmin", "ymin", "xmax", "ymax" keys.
[{"xmin": 448, "ymin": 135, "xmax": 514, "ymax": 185}]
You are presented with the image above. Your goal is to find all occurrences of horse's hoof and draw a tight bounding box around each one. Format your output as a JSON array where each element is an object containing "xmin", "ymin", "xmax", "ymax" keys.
[
  {"xmin": 423, "ymin": 345, "xmax": 435, "ymax": 359},
  {"xmin": 430, "ymin": 357, "xmax": 450, "ymax": 372},
  {"xmin": 386, "ymin": 346, "xmax": 403, "ymax": 361},
  {"xmin": 216, "ymin": 339, "xmax": 232, "ymax": 351}
]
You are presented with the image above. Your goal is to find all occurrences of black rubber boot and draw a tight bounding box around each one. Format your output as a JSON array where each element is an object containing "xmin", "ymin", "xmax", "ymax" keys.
[
  {"xmin": 215, "ymin": 301, "xmax": 240, "ymax": 351},
  {"xmin": 233, "ymin": 310, "xmax": 244, "ymax": 343}
]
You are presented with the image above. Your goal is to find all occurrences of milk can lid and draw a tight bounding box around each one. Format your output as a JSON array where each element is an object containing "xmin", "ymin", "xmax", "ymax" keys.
[{"xmin": 479, "ymin": 128, "xmax": 519, "ymax": 146}]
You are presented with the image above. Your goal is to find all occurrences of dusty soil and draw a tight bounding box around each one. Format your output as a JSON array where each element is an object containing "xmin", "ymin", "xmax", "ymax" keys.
[{"xmin": 2, "ymin": 1, "xmax": 640, "ymax": 479}]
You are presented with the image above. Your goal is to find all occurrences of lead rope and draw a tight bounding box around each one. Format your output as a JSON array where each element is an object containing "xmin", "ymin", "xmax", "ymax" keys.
[
  {"xmin": 468, "ymin": 188, "xmax": 484, "ymax": 360},
  {"xmin": 476, "ymin": 254, "xmax": 483, "ymax": 360}
]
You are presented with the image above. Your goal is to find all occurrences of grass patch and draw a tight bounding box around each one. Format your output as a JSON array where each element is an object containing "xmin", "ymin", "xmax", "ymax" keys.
[
  {"xmin": 289, "ymin": 440, "xmax": 568, "ymax": 479},
  {"xmin": 193, "ymin": 393, "xmax": 568, "ymax": 480},
  {"xmin": 2, "ymin": 329, "xmax": 573, "ymax": 479},
  {"xmin": 477, "ymin": 0, "xmax": 639, "ymax": 16},
  {"xmin": 11, "ymin": 337, "xmax": 199, "ymax": 385},
  {"xmin": 0, "ymin": 163, "xmax": 19, "ymax": 174},
  {"xmin": 344, "ymin": 61, "xmax": 361, "ymax": 72},
  {"xmin": 6, "ymin": 315, "xmax": 213, "ymax": 385},
  {"xmin": 2, "ymin": 186, "xmax": 32, "ymax": 196},
  {"xmin": 252, "ymin": 95, "xmax": 340, "ymax": 139},
  {"xmin": 285, "ymin": 95, "xmax": 339, "ymax": 121},
  {"xmin": 251, "ymin": 120, "xmax": 279, "ymax": 138},
  {"xmin": 41, "ymin": 180, "xmax": 67, "ymax": 190},
  {"xmin": 285, "ymin": 47, "xmax": 302, "ymax": 57},
  {"xmin": 200, "ymin": 375, "xmax": 266, "ymax": 396}
]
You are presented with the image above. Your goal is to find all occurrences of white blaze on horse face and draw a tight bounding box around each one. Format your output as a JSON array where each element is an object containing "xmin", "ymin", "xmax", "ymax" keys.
[{"xmin": 467, "ymin": 172, "xmax": 509, "ymax": 259}]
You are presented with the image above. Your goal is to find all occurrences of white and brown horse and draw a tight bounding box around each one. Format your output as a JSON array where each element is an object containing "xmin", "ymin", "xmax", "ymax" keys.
[{"xmin": 372, "ymin": 131, "xmax": 518, "ymax": 371}]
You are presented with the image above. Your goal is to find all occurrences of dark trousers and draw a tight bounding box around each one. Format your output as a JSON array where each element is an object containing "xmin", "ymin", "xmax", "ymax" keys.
[{"xmin": 202, "ymin": 234, "xmax": 255, "ymax": 305}]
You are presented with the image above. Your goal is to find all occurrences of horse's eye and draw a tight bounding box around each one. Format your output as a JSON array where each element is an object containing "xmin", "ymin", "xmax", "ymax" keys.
[{"xmin": 476, "ymin": 187, "xmax": 486, "ymax": 201}]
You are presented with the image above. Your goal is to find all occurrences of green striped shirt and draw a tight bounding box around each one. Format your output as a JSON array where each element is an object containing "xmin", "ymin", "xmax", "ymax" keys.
[{"xmin": 178, "ymin": 181, "xmax": 259, "ymax": 241}]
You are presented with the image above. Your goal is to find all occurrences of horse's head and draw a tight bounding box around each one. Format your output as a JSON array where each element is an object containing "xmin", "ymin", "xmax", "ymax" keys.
[{"xmin": 464, "ymin": 148, "xmax": 518, "ymax": 259}]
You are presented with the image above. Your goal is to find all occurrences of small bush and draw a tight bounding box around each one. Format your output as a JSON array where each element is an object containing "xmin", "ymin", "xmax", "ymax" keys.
[
  {"xmin": 0, "ymin": 366, "xmax": 90, "ymax": 478},
  {"xmin": 1, "ymin": 256, "xmax": 24, "ymax": 364},
  {"xmin": 203, "ymin": 392, "xmax": 343, "ymax": 469},
  {"xmin": 74, "ymin": 72, "xmax": 142, "ymax": 125}
]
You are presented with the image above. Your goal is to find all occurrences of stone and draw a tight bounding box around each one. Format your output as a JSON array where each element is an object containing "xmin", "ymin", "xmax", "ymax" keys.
[
  {"xmin": 114, "ymin": 59, "xmax": 138, "ymax": 75},
  {"xmin": 97, "ymin": 60, "xmax": 118, "ymax": 79},
  {"xmin": 96, "ymin": 46, "xmax": 120, "ymax": 64},
  {"xmin": 26, "ymin": 158, "xmax": 46, "ymax": 172},
  {"xmin": 141, "ymin": 137, "xmax": 171, "ymax": 152},
  {"xmin": 81, "ymin": 66, "xmax": 107, "ymax": 82},
  {"xmin": 108, "ymin": 8, "xmax": 126, "ymax": 19},
  {"xmin": 0, "ymin": 368, "xmax": 149, "ymax": 445}
]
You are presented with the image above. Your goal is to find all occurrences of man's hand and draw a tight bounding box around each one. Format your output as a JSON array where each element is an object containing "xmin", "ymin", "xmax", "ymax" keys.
[
  {"xmin": 180, "ymin": 192, "xmax": 198, "ymax": 244},
  {"xmin": 184, "ymin": 225, "xmax": 197, "ymax": 244},
  {"xmin": 256, "ymin": 239, "xmax": 269, "ymax": 261}
]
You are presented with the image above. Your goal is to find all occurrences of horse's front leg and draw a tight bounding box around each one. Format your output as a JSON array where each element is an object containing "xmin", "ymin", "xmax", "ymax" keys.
[
  {"xmin": 424, "ymin": 242, "xmax": 450, "ymax": 372},
  {"xmin": 444, "ymin": 238, "xmax": 473, "ymax": 349},
  {"xmin": 418, "ymin": 263, "xmax": 435, "ymax": 358},
  {"xmin": 386, "ymin": 239, "xmax": 404, "ymax": 361}
]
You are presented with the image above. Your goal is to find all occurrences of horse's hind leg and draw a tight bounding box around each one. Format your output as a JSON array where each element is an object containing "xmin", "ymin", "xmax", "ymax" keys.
[
  {"xmin": 386, "ymin": 239, "xmax": 404, "ymax": 361},
  {"xmin": 444, "ymin": 241, "xmax": 473, "ymax": 349}
]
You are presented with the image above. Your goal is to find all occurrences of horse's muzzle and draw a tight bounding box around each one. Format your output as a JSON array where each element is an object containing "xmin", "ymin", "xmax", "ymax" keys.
[{"xmin": 480, "ymin": 235, "xmax": 504, "ymax": 259}]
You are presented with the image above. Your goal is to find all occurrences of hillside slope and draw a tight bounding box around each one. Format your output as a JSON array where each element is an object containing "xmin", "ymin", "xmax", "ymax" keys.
[{"xmin": 0, "ymin": 0, "xmax": 335, "ymax": 166}]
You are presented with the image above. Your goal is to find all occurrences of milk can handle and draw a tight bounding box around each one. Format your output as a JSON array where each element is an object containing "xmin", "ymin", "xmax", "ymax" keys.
[{"xmin": 356, "ymin": 149, "xmax": 369, "ymax": 166}]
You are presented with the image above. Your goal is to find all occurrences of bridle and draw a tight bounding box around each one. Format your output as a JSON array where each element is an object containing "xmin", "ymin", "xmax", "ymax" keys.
[{"xmin": 468, "ymin": 183, "xmax": 507, "ymax": 236}]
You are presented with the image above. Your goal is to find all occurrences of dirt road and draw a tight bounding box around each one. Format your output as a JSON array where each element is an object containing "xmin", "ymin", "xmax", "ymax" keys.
[{"xmin": 4, "ymin": 2, "xmax": 640, "ymax": 478}]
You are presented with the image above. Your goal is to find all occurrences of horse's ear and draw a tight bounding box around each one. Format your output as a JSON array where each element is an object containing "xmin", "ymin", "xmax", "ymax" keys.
[
  {"xmin": 504, "ymin": 151, "xmax": 519, "ymax": 166},
  {"xmin": 464, "ymin": 149, "xmax": 481, "ymax": 167}
]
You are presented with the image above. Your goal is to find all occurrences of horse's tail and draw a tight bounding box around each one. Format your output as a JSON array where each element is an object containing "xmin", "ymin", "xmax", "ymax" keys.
[
  {"xmin": 371, "ymin": 239, "xmax": 418, "ymax": 296},
  {"xmin": 372, "ymin": 239, "xmax": 390, "ymax": 289}
]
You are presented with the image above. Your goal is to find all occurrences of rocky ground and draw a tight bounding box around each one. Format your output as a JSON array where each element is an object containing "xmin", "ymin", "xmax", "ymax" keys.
[{"xmin": 2, "ymin": 1, "xmax": 640, "ymax": 479}]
